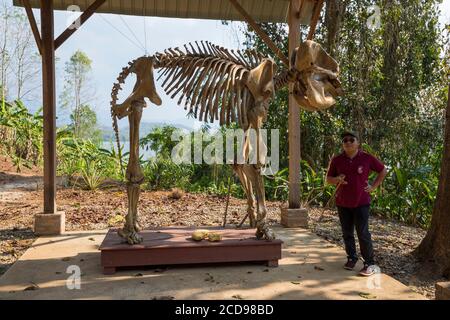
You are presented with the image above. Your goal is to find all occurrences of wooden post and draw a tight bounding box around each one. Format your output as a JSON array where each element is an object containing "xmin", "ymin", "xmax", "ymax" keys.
[
  {"xmin": 41, "ymin": 0, "xmax": 56, "ymax": 214},
  {"xmin": 288, "ymin": 0, "xmax": 302, "ymax": 209},
  {"xmin": 34, "ymin": 0, "xmax": 65, "ymax": 235},
  {"xmin": 281, "ymin": 0, "xmax": 308, "ymax": 228}
]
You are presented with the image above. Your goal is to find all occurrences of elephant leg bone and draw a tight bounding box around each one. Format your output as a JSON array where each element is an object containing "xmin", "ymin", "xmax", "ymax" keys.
[
  {"xmin": 233, "ymin": 164, "xmax": 257, "ymax": 227},
  {"xmin": 118, "ymin": 181, "xmax": 143, "ymax": 244},
  {"xmin": 242, "ymin": 104, "xmax": 274, "ymax": 240},
  {"xmin": 241, "ymin": 164, "xmax": 275, "ymax": 240},
  {"xmin": 118, "ymin": 99, "xmax": 145, "ymax": 245}
]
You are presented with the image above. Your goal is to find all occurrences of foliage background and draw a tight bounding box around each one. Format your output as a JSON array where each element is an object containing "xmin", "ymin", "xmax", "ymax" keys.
[{"xmin": 0, "ymin": 0, "xmax": 448, "ymax": 229}]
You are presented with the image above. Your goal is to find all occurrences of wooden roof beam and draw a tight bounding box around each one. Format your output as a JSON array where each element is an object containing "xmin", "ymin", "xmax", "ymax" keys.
[
  {"xmin": 54, "ymin": 0, "xmax": 106, "ymax": 50},
  {"xmin": 228, "ymin": 0, "xmax": 290, "ymax": 67},
  {"xmin": 22, "ymin": 0, "xmax": 42, "ymax": 55}
]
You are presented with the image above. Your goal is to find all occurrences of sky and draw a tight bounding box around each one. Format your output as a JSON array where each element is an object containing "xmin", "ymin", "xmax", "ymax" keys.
[
  {"xmin": 442, "ymin": 0, "xmax": 450, "ymax": 24},
  {"xmin": 5, "ymin": 0, "xmax": 450, "ymax": 131},
  {"xmin": 50, "ymin": 11, "xmax": 248, "ymax": 130},
  {"xmin": 40, "ymin": 4, "xmax": 248, "ymax": 130}
]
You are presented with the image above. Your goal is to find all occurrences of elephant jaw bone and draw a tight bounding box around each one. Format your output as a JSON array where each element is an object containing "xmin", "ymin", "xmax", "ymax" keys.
[
  {"xmin": 112, "ymin": 56, "xmax": 162, "ymax": 119},
  {"xmin": 291, "ymin": 40, "xmax": 343, "ymax": 111}
]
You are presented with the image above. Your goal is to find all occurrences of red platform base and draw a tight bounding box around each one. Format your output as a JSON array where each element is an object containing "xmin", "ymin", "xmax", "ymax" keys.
[{"xmin": 99, "ymin": 227, "xmax": 283, "ymax": 274}]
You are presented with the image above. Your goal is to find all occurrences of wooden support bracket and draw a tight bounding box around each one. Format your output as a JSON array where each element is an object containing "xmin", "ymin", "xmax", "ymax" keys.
[
  {"xmin": 307, "ymin": 0, "xmax": 324, "ymax": 40},
  {"xmin": 228, "ymin": 0, "xmax": 290, "ymax": 67},
  {"xmin": 54, "ymin": 0, "xmax": 106, "ymax": 50},
  {"xmin": 22, "ymin": 0, "xmax": 42, "ymax": 55}
]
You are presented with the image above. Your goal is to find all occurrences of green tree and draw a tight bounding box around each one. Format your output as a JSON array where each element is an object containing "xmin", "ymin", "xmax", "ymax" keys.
[
  {"xmin": 416, "ymin": 85, "xmax": 450, "ymax": 278},
  {"xmin": 140, "ymin": 125, "xmax": 179, "ymax": 158},
  {"xmin": 237, "ymin": 0, "xmax": 447, "ymax": 225},
  {"xmin": 241, "ymin": 0, "xmax": 445, "ymax": 169},
  {"xmin": 60, "ymin": 50, "xmax": 98, "ymax": 140},
  {"xmin": 0, "ymin": 2, "xmax": 40, "ymax": 104},
  {"xmin": 68, "ymin": 104, "xmax": 101, "ymax": 143}
]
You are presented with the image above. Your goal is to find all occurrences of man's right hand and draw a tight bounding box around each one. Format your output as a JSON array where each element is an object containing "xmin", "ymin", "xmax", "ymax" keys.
[{"xmin": 335, "ymin": 174, "xmax": 348, "ymax": 185}]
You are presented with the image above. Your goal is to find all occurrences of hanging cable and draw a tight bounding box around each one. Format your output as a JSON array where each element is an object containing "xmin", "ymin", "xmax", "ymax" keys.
[
  {"xmin": 99, "ymin": 14, "xmax": 146, "ymax": 53},
  {"xmin": 143, "ymin": 16, "xmax": 148, "ymax": 55},
  {"xmin": 118, "ymin": 15, "xmax": 146, "ymax": 52},
  {"xmin": 142, "ymin": 1, "xmax": 148, "ymax": 56}
]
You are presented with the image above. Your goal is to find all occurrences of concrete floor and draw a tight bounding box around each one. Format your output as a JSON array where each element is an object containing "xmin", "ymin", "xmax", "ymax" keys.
[{"xmin": 0, "ymin": 226, "xmax": 426, "ymax": 300}]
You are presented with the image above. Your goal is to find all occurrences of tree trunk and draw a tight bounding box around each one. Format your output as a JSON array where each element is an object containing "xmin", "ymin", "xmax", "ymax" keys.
[
  {"xmin": 324, "ymin": 0, "xmax": 348, "ymax": 55},
  {"xmin": 416, "ymin": 85, "xmax": 450, "ymax": 278}
]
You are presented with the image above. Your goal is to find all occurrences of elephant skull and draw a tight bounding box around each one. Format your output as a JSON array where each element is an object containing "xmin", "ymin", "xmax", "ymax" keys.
[{"xmin": 291, "ymin": 40, "xmax": 342, "ymax": 111}]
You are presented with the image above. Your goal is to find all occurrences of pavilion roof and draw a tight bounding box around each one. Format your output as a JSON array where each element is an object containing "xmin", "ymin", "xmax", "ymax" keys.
[{"xmin": 13, "ymin": 0, "xmax": 319, "ymax": 24}]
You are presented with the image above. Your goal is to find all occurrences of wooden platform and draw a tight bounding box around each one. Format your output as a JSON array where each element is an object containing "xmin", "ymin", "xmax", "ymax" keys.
[{"xmin": 99, "ymin": 227, "xmax": 283, "ymax": 274}]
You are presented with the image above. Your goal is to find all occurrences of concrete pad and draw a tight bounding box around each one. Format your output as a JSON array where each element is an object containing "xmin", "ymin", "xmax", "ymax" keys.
[{"xmin": 0, "ymin": 226, "xmax": 426, "ymax": 300}]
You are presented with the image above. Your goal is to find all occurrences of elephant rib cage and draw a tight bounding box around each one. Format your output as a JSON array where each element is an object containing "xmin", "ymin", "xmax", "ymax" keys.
[{"xmin": 153, "ymin": 41, "xmax": 264, "ymax": 126}]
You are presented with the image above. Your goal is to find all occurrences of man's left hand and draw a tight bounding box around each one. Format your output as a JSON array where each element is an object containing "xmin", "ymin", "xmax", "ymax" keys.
[{"xmin": 365, "ymin": 184, "xmax": 375, "ymax": 193}]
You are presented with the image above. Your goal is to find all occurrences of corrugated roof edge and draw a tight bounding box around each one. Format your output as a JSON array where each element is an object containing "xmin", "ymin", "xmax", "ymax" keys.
[{"xmin": 13, "ymin": 0, "xmax": 317, "ymax": 25}]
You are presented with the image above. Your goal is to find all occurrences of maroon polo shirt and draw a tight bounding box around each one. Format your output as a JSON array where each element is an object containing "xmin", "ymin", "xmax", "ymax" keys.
[{"xmin": 326, "ymin": 150, "xmax": 385, "ymax": 208}]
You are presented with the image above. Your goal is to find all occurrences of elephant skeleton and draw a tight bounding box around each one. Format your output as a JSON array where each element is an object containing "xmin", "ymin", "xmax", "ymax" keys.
[{"xmin": 110, "ymin": 40, "xmax": 341, "ymax": 244}]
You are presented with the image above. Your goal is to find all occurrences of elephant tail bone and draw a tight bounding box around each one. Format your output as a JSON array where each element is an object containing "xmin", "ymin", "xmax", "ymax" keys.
[{"xmin": 110, "ymin": 58, "xmax": 137, "ymax": 176}]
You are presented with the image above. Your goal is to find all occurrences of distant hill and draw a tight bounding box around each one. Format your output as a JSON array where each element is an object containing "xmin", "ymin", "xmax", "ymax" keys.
[{"xmin": 100, "ymin": 121, "xmax": 192, "ymax": 142}]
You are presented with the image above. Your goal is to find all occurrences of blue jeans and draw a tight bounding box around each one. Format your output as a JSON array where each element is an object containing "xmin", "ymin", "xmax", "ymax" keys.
[{"xmin": 337, "ymin": 205, "xmax": 375, "ymax": 266}]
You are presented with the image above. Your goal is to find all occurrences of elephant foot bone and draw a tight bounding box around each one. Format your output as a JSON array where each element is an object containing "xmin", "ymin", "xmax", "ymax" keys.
[
  {"xmin": 255, "ymin": 223, "xmax": 275, "ymax": 240},
  {"xmin": 133, "ymin": 221, "xmax": 141, "ymax": 233},
  {"xmin": 118, "ymin": 227, "xmax": 143, "ymax": 245}
]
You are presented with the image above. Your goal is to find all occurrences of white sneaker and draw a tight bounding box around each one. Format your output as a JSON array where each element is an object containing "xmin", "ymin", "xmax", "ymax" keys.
[{"xmin": 359, "ymin": 264, "xmax": 379, "ymax": 276}]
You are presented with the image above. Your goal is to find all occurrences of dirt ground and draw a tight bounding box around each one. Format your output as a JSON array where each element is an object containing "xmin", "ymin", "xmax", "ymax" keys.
[{"xmin": 0, "ymin": 157, "xmax": 446, "ymax": 299}]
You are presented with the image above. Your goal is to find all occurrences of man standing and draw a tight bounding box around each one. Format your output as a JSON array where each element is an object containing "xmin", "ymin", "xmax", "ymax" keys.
[{"xmin": 326, "ymin": 131, "xmax": 387, "ymax": 276}]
